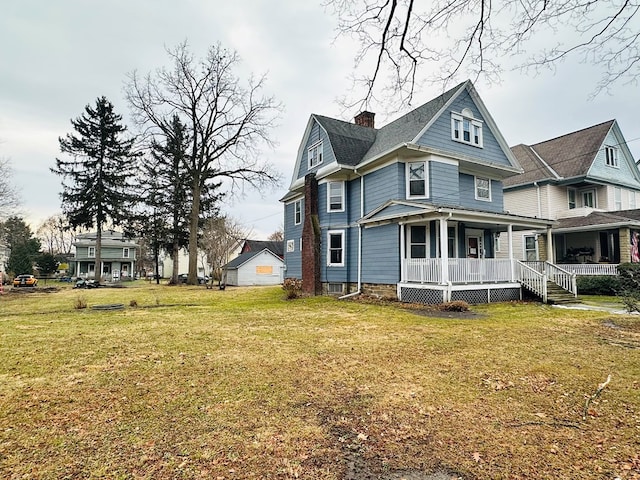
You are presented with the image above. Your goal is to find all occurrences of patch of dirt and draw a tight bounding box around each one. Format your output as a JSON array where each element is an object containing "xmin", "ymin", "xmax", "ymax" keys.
[
  {"xmin": 7, "ymin": 287, "xmax": 60, "ymax": 294},
  {"xmin": 600, "ymin": 318, "xmax": 640, "ymax": 349},
  {"xmin": 345, "ymin": 294, "xmax": 486, "ymax": 320}
]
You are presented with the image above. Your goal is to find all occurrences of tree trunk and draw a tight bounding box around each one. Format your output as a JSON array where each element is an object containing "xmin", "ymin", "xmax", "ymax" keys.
[
  {"xmin": 171, "ymin": 239, "xmax": 180, "ymax": 285},
  {"xmin": 154, "ymin": 242, "xmax": 160, "ymax": 285},
  {"xmin": 95, "ymin": 224, "xmax": 102, "ymax": 282},
  {"xmin": 187, "ymin": 178, "xmax": 201, "ymax": 285}
]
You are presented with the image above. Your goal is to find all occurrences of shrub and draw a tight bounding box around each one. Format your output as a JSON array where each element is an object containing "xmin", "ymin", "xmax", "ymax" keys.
[
  {"xmin": 129, "ymin": 299, "xmax": 138, "ymax": 307},
  {"xmin": 617, "ymin": 263, "xmax": 640, "ymax": 293},
  {"xmin": 576, "ymin": 275, "xmax": 620, "ymax": 295},
  {"xmin": 282, "ymin": 278, "xmax": 303, "ymax": 300},
  {"xmin": 438, "ymin": 300, "xmax": 470, "ymax": 312},
  {"xmin": 74, "ymin": 296, "xmax": 87, "ymax": 310}
]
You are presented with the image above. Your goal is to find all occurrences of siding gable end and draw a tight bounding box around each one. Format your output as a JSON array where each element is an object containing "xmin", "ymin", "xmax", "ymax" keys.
[{"xmin": 586, "ymin": 122, "xmax": 640, "ymax": 189}]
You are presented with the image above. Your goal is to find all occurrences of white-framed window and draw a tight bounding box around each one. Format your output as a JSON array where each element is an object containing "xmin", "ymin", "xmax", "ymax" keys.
[
  {"xmin": 308, "ymin": 141, "xmax": 323, "ymax": 169},
  {"xmin": 88, "ymin": 246, "xmax": 95, "ymax": 258},
  {"xmin": 474, "ymin": 177, "xmax": 491, "ymax": 201},
  {"xmin": 327, "ymin": 181, "xmax": 345, "ymax": 212},
  {"xmin": 630, "ymin": 191, "xmax": 637, "ymax": 209},
  {"xmin": 406, "ymin": 161, "xmax": 428, "ymax": 198},
  {"xmin": 294, "ymin": 200, "xmax": 302, "ymax": 225},
  {"xmin": 605, "ymin": 145, "xmax": 618, "ymax": 167},
  {"xmin": 524, "ymin": 235, "xmax": 538, "ymax": 261},
  {"xmin": 451, "ymin": 110, "xmax": 483, "ymax": 147},
  {"xmin": 582, "ymin": 190, "xmax": 595, "ymax": 208},
  {"xmin": 409, "ymin": 225, "xmax": 427, "ymax": 258},
  {"xmin": 568, "ymin": 188, "xmax": 576, "ymax": 209},
  {"xmin": 88, "ymin": 264, "xmax": 95, "ymax": 273},
  {"xmin": 123, "ymin": 247, "xmax": 130, "ymax": 258},
  {"xmin": 286, "ymin": 240, "xmax": 295, "ymax": 253},
  {"xmin": 494, "ymin": 233, "xmax": 501, "ymax": 253},
  {"xmin": 614, "ymin": 187, "xmax": 622, "ymax": 210},
  {"xmin": 327, "ymin": 230, "xmax": 344, "ymax": 266}
]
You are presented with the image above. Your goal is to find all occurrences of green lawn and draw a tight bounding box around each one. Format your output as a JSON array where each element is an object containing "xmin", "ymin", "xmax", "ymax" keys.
[{"xmin": 1, "ymin": 284, "xmax": 639, "ymax": 479}]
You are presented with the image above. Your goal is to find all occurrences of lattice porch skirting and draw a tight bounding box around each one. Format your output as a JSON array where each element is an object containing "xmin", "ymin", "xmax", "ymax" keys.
[{"xmin": 398, "ymin": 282, "xmax": 521, "ymax": 305}]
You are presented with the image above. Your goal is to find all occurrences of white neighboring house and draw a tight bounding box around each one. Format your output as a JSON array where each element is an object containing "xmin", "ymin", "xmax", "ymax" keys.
[
  {"xmin": 223, "ymin": 248, "xmax": 284, "ymax": 286},
  {"xmin": 0, "ymin": 243, "xmax": 9, "ymax": 278}
]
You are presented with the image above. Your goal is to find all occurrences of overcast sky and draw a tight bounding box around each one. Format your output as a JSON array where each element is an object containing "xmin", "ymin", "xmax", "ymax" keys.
[{"xmin": 2, "ymin": 1, "xmax": 640, "ymax": 239}]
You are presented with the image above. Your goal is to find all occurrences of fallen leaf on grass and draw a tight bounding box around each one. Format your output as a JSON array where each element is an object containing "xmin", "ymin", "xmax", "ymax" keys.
[{"xmin": 473, "ymin": 452, "xmax": 481, "ymax": 463}]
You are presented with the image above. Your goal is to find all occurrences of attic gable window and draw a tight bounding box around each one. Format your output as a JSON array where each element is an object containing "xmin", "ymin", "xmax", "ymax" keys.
[
  {"xmin": 451, "ymin": 110, "xmax": 483, "ymax": 148},
  {"xmin": 605, "ymin": 145, "xmax": 618, "ymax": 167},
  {"xmin": 308, "ymin": 141, "xmax": 323, "ymax": 169}
]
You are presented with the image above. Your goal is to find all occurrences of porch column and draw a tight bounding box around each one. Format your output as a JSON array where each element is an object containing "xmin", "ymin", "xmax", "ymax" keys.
[
  {"xmin": 399, "ymin": 223, "xmax": 406, "ymax": 282},
  {"xmin": 620, "ymin": 227, "xmax": 631, "ymax": 263},
  {"xmin": 440, "ymin": 217, "xmax": 449, "ymax": 285},
  {"xmin": 546, "ymin": 227, "xmax": 554, "ymax": 263},
  {"xmin": 507, "ymin": 224, "xmax": 515, "ymax": 281}
]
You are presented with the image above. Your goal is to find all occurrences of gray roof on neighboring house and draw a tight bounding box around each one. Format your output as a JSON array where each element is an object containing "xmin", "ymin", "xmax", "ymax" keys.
[
  {"xmin": 506, "ymin": 120, "xmax": 615, "ymax": 186},
  {"xmin": 242, "ymin": 239, "xmax": 284, "ymax": 258},
  {"xmin": 554, "ymin": 209, "xmax": 640, "ymax": 231}
]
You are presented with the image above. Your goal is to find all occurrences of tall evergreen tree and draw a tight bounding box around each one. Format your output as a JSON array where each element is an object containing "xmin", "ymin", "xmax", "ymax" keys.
[{"xmin": 51, "ymin": 96, "xmax": 138, "ymax": 279}]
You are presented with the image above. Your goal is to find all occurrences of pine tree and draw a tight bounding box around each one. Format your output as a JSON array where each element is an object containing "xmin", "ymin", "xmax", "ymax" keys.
[{"xmin": 51, "ymin": 96, "xmax": 138, "ymax": 280}]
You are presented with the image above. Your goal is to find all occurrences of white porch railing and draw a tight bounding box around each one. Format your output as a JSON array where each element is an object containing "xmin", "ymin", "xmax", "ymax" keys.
[
  {"xmin": 556, "ymin": 263, "xmax": 619, "ymax": 276},
  {"xmin": 404, "ymin": 258, "xmax": 514, "ymax": 284},
  {"xmin": 517, "ymin": 262, "xmax": 547, "ymax": 302},
  {"xmin": 519, "ymin": 261, "xmax": 578, "ymax": 297}
]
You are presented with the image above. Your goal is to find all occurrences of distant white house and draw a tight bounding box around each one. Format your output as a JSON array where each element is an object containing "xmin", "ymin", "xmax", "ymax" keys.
[{"xmin": 223, "ymin": 248, "xmax": 284, "ymax": 286}]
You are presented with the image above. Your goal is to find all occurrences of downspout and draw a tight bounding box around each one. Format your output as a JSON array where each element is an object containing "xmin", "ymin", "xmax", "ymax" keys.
[
  {"xmin": 340, "ymin": 172, "xmax": 364, "ymax": 299},
  {"xmin": 534, "ymin": 181, "xmax": 542, "ymax": 218}
]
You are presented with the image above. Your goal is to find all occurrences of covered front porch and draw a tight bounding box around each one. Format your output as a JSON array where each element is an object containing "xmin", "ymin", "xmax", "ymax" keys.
[{"xmin": 360, "ymin": 201, "xmax": 559, "ymax": 303}]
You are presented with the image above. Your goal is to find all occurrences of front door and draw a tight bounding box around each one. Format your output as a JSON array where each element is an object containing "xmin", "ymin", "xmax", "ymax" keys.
[{"xmin": 467, "ymin": 236, "xmax": 481, "ymax": 258}]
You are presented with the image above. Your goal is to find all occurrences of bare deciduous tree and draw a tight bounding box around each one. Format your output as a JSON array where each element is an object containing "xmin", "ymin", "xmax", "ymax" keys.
[
  {"xmin": 326, "ymin": 0, "xmax": 640, "ymax": 109},
  {"xmin": 267, "ymin": 227, "xmax": 284, "ymax": 242},
  {"xmin": 36, "ymin": 214, "xmax": 78, "ymax": 255},
  {"xmin": 0, "ymin": 157, "xmax": 19, "ymax": 218},
  {"xmin": 200, "ymin": 216, "xmax": 250, "ymax": 287},
  {"xmin": 126, "ymin": 42, "xmax": 282, "ymax": 284}
]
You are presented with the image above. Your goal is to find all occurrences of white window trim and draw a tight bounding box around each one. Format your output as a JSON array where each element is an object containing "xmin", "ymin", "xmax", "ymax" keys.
[
  {"xmin": 406, "ymin": 161, "xmax": 429, "ymax": 199},
  {"xmin": 294, "ymin": 200, "xmax": 302, "ymax": 225},
  {"xmin": 581, "ymin": 189, "xmax": 596, "ymax": 208},
  {"xmin": 605, "ymin": 145, "xmax": 618, "ymax": 168},
  {"xmin": 308, "ymin": 141, "xmax": 323, "ymax": 169},
  {"xmin": 408, "ymin": 224, "xmax": 429, "ymax": 259},
  {"xmin": 286, "ymin": 240, "xmax": 294, "ymax": 253},
  {"xmin": 630, "ymin": 191, "xmax": 637, "ymax": 209},
  {"xmin": 451, "ymin": 112, "xmax": 483, "ymax": 148},
  {"xmin": 327, "ymin": 230, "xmax": 345, "ymax": 267},
  {"xmin": 474, "ymin": 177, "xmax": 492, "ymax": 202},
  {"xmin": 88, "ymin": 246, "xmax": 95, "ymax": 258},
  {"xmin": 567, "ymin": 188, "xmax": 577, "ymax": 209},
  {"xmin": 327, "ymin": 181, "xmax": 345, "ymax": 213},
  {"xmin": 614, "ymin": 187, "xmax": 622, "ymax": 210},
  {"xmin": 523, "ymin": 234, "xmax": 539, "ymax": 261},
  {"xmin": 123, "ymin": 247, "xmax": 130, "ymax": 258}
]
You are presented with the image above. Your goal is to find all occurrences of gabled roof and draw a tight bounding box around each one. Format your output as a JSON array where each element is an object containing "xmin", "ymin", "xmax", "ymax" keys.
[
  {"xmin": 313, "ymin": 115, "xmax": 377, "ymax": 167},
  {"xmin": 554, "ymin": 209, "xmax": 640, "ymax": 232},
  {"xmin": 241, "ymin": 239, "xmax": 284, "ymax": 258},
  {"xmin": 506, "ymin": 120, "xmax": 615, "ymax": 186},
  {"xmin": 223, "ymin": 248, "xmax": 283, "ymax": 270}
]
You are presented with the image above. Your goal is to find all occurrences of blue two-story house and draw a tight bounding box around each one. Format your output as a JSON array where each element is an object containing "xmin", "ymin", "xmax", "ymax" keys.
[{"xmin": 281, "ymin": 81, "xmax": 559, "ymax": 304}]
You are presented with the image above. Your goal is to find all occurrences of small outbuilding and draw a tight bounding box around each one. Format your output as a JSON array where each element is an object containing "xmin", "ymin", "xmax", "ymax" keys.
[{"xmin": 223, "ymin": 248, "xmax": 284, "ymax": 286}]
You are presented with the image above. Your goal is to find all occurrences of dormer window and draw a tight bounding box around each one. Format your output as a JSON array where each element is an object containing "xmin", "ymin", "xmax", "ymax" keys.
[
  {"xmin": 451, "ymin": 109, "xmax": 483, "ymax": 147},
  {"xmin": 308, "ymin": 141, "xmax": 323, "ymax": 169},
  {"xmin": 605, "ymin": 145, "xmax": 618, "ymax": 167}
]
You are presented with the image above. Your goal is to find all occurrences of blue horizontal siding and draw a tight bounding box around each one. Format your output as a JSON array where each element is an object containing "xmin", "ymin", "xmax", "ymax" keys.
[
  {"xmin": 361, "ymin": 224, "xmax": 400, "ymax": 284},
  {"xmin": 416, "ymin": 90, "xmax": 512, "ymax": 167},
  {"xmin": 363, "ymin": 163, "xmax": 404, "ymax": 214},
  {"xmin": 297, "ymin": 121, "xmax": 337, "ymax": 180},
  {"xmin": 283, "ymin": 201, "xmax": 303, "ymax": 278},
  {"xmin": 459, "ymin": 173, "xmax": 504, "ymax": 212},
  {"xmin": 430, "ymin": 161, "xmax": 459, "ymax": 206}
]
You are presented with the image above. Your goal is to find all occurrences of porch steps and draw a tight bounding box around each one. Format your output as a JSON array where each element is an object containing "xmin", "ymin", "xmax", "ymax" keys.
[{"xmin": 546, "ymin": 282, "xmax": 580, "ymax": 305}]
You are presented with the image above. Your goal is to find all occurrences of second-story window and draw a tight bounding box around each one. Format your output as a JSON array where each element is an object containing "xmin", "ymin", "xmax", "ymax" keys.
[
  {"xmin": 451, "ymin": 110, "xmax": 483, "ymax": 147},
  {"xmin": 474, "ymin": 177, "xmax": 491, "ymax": 201},
  {"xmin": 631, "ymin": 191, "xmax": 637, "ymax": 209},
  {"xmin": 123, "ymin": 247, "xmax": 130, "ymax": 258},
  {"xmin": 605, "ymin": 146, "xmax": 618, "ymax": 167},
  {"xmin": 88, "ymin": 246, "xmax": 95, "ymax": 258},
  {"xmin": 582, "ymin": 190, "xmax": 595, "ymax": 208},
  {"xmin": 308, "ymin": 141, "xmax": 323, "ymax": 169},
  {"xmin": 568, "ymin": 189, "xmax": 576, "ymax": 209},
  {"xmin": 294, "ymin": 200, "xmax": 302, "ymax": 225},
  {"xmin": 614, "ymin": 187, "xmax": 622, "ymax": 210},
  {"xmin": 327, "ymin": 181, "xmax": 344, "ymax": 212},
  {"xmin": 407, "ymin": 161, "xmax": 428, "ymax": 198}
]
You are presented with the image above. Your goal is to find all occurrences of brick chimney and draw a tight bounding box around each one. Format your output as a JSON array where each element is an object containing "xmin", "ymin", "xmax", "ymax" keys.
[
  {"xmin": 301, "ymin": 173, "xmax": 322, "ymax": 295},
  {"xmin": 354, "ymin": 111, "xmax": 375, "ymax": 128}
]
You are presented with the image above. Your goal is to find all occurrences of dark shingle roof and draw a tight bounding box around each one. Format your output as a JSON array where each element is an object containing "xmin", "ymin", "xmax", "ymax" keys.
[
  {"xmin": 313, "ymin": 115, "xmax": 377, "ymax": 167},
  {"xmin": 224, "ymin": 250, "xmax": 262, "ymax": 269},
  {"xmin": 508, "ymin": 120, "xmax": 615, "ymax": 186},
  {"xmin": 242, "ymin": 240, "xmax": 284, "ymax": 258},
  {"xmin": 555, "ymin": 210, "xmax": 640, "ymax": 230}
]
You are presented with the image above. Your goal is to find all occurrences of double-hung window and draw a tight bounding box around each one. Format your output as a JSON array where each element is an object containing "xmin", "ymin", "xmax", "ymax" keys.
[
  {"xmin": 630, "ymin": 191, "xmax": 637, "ymax": 209},
  {"xmin": 474, "ymin": 177, "xmax": 491, "ymax": 201},
  {"xmin": 88, "ymin": 246, "xmax": 95, "ymax": 258},
  {"xmin": 327, "ymin": 181, "xmax": 344, "ymax": 212},
  {"xmin": 451, "ymin": 110, "xmax": 483, "ymax": 147},
  {"xmin": 582, "ymin": 190, "xmax": 595, "ymax": 208},
  {"xmin": 308, "ymin": 142, "xmax": 323, "ymax": 169},
  {"xmin": 409, "ymin": 225, "xmax": 427, "ymax": 258},
  {"xmin": 605, "ymin": 146, "xmax": 618, "ymax": 167},
  {"xmin": 407, "ymin": 161, "xmax": 428, "ymax": 198},
  {"xmin": 294, "ymin": 200, "xmax": 302, "ymax": 225},
  {"xmin": 568, "ymin": 189, "xmax": 576, "ymax": 209},
  {"xmin": 614, "ymin": 187, "xmax": 622, "ymax": 210},
  {"xmin": 327, "ymin": 230, "xmax": 344, "ymax": 266},
  {"xmin": 123, "ymin": 248, "xmax": 130, "ymax": 258}
]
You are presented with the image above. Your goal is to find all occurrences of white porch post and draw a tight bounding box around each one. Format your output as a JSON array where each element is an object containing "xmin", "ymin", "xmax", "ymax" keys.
[
  {"xmin": 399, "ymin": 223, "xmax": 405, "ymax": 282},
  {"xmin": 546, "ymin": 227, "xmax": 553, "ymax": 263},
  {"xmin": 440, "ymin": 217, "xmax": 449, "ymax": 285},
  {"xmin": 508, "ymin": 224, "xmax": 515, "ymax": 281}
]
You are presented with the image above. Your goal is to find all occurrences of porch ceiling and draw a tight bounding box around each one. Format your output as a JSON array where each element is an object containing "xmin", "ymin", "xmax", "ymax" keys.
[{"xmin": 359, "ymin": 200, "xmax": 555, "ymax": 231}]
